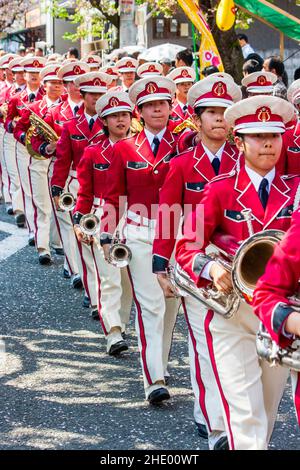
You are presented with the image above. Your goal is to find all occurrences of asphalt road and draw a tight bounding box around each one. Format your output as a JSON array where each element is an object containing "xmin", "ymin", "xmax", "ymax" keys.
[{"xmin": 0, "ymin": 201, "xmax": 299, "ymax": 451}]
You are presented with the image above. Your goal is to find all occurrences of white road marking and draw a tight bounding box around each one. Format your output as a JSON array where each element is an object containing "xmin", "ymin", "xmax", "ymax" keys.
[{"xmin": 0, "ymin": 221, "xmax": 28, "ymax": 261}]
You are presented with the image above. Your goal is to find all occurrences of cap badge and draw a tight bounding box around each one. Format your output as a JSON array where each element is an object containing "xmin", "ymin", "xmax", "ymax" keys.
[
  {"xmin": 126, "ymin": 61, "xmax": 133, "ymax": 68},
  {"xmin": 73, "ymin": 65, "xmax": 82, "ymax": 75},
  {"xmin": 94, "ymin": 78, "xmax": 102, "ymax": 86},
  {"xmin": 107, "ymin": 68, "xmax": 113, "ymax": 75},
  {"xmin": 33, "ymin": 60, "xmax": 40, "ymax": 68},
  {"xmin": 181, "ymin": 69, "xmax": 189, "ymax": 78},
  {"xmin": 148, "ymin": 64, "xmax": 156, "ymax": 72},
  {"xmin": 146, "ymin": 82, "xmax": 158, "ymax": 94},
  {"xmin": 257, "ymin": 75, "xmax": 267, "ymax": 86},
  {"xmin": 257, "ymin": 106, "xmax": 271, "ymax": 122},
  {"xmin": 88, "ymin": 57, "xmax": 95, "ymax": 63},
  {"xmin": 213, "ymin": 81, "xmax": 226, "ymax": 97},
  {"xmin": 109, "ymin": 97, "xmax": 119, "ymax": 107}
]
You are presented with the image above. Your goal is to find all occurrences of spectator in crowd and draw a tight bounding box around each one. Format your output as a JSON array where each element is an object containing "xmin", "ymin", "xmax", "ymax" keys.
[
  {"xmin": 67, "ymin": 47, "xmax": 79, "ymax": 59},
  {"xmin": 263, "ymin": 55, "xmax": 288, "ymax": 100},
  {"xmin": 159, "ymin": 57, "xmax": 174, "ymax": 76},
  {"xmin": 245, "ymin": 52, "xmax": 263, "ymax": 69},
  {"xmin": 35, "ymin": 47, "xmax": 44, "ymax": 57},
  {"xmin": 294, "ymin": 66, "xmax": 300, "ymax": 81},
  {"xmin": 202, "ymin": 65, "xmax": 219, "ymax": 77},
  {"xmin": 175, "ymin": 49, "xmax": 193, "ymax": 67},
  {"xmin": 0, "ymin": 49, "xmax": 5, "ymax": 57},
  {"xmin": 25, "ymin": 47, "xmax": 35, "ymax": 55},
  {"xmin": 237, "ymin": 33, "xmax": 255, "ymax": 59},
  {"xmin": 242, "ymin": 59, "xmax": 261, "ymax": 76},
  {"xmin": 18, "ymin": 46, "xmax": 26, "ymax": 57}
]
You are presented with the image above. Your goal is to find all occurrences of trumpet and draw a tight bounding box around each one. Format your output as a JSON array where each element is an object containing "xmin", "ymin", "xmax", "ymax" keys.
[
  {"xmin": 256, "ymin": 296, "xmax": 300, "ymax": 370},
  {"xmin": 172, "ymin": 209, "xmax": 284, "ymax": 318},
  {"xmin": 108, "ymin": 232, "xmax": 132, "ymax": 268},
  {"xmin": 58, "ymin": 192, "xmax": 76, "ymax": 212},
  {"xmin": 79, "ymin": 213, "xmax": 100, "ymax": 236}
]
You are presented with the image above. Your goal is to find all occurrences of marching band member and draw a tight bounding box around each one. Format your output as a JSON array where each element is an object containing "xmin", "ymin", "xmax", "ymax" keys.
[
  {"xmin": 100, "ymin": 65, "xmax": 119, "ymax": 89},
  {"xmin": 136, "ymin": 62, "xmax": 163, "ymax": 78},
  {"xmin": 73, "ymin": 92, "xmax": 133, "ymax": 351},
  {"xmin": 152, "ymin": 74, "xmax": 242, "ymax": 449},
  {"xmin": 0, "ymin": 53, "xmax": 17, "ymax": 214},
  {"xmin": 280, "ymin": 79, "xmax": 300, "ymax": 175},
  {"xmin": 82, "ymin": 55, "xmax": 102, "ymax": 71},
  {"xmin": 253, "ymin": 208, "xmax": 300, "ymax": 423},
  {"xmin": 100, "ymin": 76, "xmax": 179, "ymax": 404},
  {"xmin": 241, "ymin": 71, "xmax": 277, "ymax": 97},
  {"xmin": 113, "ymin": 57, "xmax": 138, "ymax": 92},
  {"xmin": 51, "ymin": 71, "xmax": 112, "ymax": 316},
  {"xmin": 167, "ymin": 66, "xmax": 195, "ymax": 130},
  {"xmin": 175, "ymin": 95, "xmax": 299, "ymax": 449},
  {"xmin": 14, "ymin": 64, "xmax": 64, "ymax": 264},
  {"xmin": 6, "ymin": 56, "xmax": 46, "ymax": 245},
  {"xmin": 2, "ymin": 57, "xmax": 26, "ymax": 228},
  {"xmin": 31, "ymin": 61, "xmax": 90, "ymax": 284}
]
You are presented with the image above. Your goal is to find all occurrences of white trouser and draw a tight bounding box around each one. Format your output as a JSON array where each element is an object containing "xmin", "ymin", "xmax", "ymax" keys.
[
  {"xmin": 91, "ymin": 206, "xmax": 132, "ymax": 334},
  {"xmin": 50, "ymin": 166, "xmax": 79, "ymax": 275},
  {"xmin": 29, "ymin": 156, "xmax": 61, "ymax": 252},
  {"xmin": 15, "ymin": 142, "xmax": 34, "ymax": 234},
  {"xmin": 204, "ymin": 302, "xmax": 289, "ymax": 450},
  {"xmin": 3, "ymin": 132, "xmax": 23, "ymax": 213},
  {"xmin": 0, "ymin": 128, "xmax": 11, "ymax": 204},
  {"xmin": 125, "ymin": 222, "xmax": 179, "ymax": 398},
  {"xmin": 182, "ymin": 296, "xmax": 225, "ymax": 433},
  {"xmin": 68, "ymin": 175, "xmax": 98, "ymax": 306}
]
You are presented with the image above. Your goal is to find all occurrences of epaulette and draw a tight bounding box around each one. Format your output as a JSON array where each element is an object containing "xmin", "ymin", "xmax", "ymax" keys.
[
  {"xmin": 282, "ymin": 174, "xmax": 299, "ymax": 180},
  {"xmin": 210, "ymin": 169, "xmax": 236, "ymax": 184},
  {"xmin": 173, "ymin": 147, "xmax": 195, "ymax": 159}
]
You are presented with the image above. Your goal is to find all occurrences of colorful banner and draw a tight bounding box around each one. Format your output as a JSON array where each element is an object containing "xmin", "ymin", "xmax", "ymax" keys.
[{"xmin": 178, "ymin": 0, "xmax": 224, "ymax": 75}]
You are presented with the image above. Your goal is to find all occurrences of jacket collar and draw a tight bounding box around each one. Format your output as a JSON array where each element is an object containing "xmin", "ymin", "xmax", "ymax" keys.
[
  {"xmin": 76, "ymin": 112, "xmax": 103, "ymax": 141},
  {"xmin": 135, "ymin": 128, "xmax": 175, "ymax": 168},
  {"xmin": 235, "ymin": 166, "xmax": 290, "ymax": 227}
]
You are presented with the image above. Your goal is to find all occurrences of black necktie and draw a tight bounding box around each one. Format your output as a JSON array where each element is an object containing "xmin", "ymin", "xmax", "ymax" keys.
[
  {"xmin": 28, "ymin": 93, "xmax": 35, "ymax": 102},
  {"xmin": 15, "ymin": 87, "xmax": 21, "ymax": 93},
  {"xmin": 73, "ymin": 105, "xmax": 79, "ymax": 116},
  {"xmin": 152, "ymin": 136, "xmax": 160, "ymax": 157},
  {"xmin": 89, "ymin": 117, "xmax": 94, "ymax": 131},
  {"xmin": 258, "ymin": 178, "xmax": 269, "ymax": 209},
  {"xmin": 212, "ymin": 156, "xmax": 220, "ymax": 175},
  {"xmin": 182, "ymin": 104, "xmax": 188, "ymax": 114}
]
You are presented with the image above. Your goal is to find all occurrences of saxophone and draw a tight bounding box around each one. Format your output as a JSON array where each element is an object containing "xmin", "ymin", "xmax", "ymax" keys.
[{"xmin": 26, "ymin": 112, "xmax": 59, "ymax": 160}]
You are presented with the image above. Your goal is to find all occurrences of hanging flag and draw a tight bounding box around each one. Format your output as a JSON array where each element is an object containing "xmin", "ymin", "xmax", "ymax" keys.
[{"xmin": 178, "ymin": 0, "xmax": 224, "ymax": 76}]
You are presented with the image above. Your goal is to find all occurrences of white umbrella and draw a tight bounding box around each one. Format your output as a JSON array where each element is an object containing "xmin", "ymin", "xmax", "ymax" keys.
[
  {"xmin": 139, "ymin": 43, "xmax": 187, "ymax": 62},
  {"xmin": 123, "ymin": 45, "xmax": 146, "ymax": 54}
]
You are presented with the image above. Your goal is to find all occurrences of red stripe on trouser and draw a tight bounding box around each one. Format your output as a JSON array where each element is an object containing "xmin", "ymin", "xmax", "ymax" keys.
[
  {"xmin": 91, "ymin": 244, "xmax": 108, "ymax": 335},
  {"xmin": 204, "ymin": 310, "xmax": 235, "ymax": 450},
  {"xmin": 76, "ymin": 239, "xmax": 91, "ymax": 301},
  {"xmin": 28, "ymin": 157, "xmax": 38, "ymax": 245},
  {"xmin": 182, "ymin": 298, "xmax": 212, "ymax": 433},
  {"xmin": 294, "ymin": 373, "xmax": 300, "ymax": 425},
  {"xmin": 126, "ymin": 265, "xmax": 152, "ymax": 385}
]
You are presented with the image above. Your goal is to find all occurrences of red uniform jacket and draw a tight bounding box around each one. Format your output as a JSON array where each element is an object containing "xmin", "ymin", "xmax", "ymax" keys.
[
  {"xmin": 100, "ymin": 128, "xmax": 178, "ymax": 239},
  {"xmin": 152, "ymin": 141, "xmax": 239, "ymax": 272},
  {"xmin": 168, "ymin": 100, "xmax": 194, "ymax": 133},
  {"xmin": 51, "ymin": 113, "xmax": 104, "ymax": 191},
  {"xmin": 253, "ymin": 208, "xmax": 300, "ymax": 348},
  {"xmin": 175, "ymin": 167, "xmax": 300, "ymax": 288},
  {"xmin": 5, "ymin": 87, "xmax": 45, "ymax": 134},
  {"xmin": 13, "ymin": 96, "xmax": 58, "ymax": 144},
  {"xmin": 74, "ymin": 136, "xmax": 113, "ymax": 219},
  {"xmin": 280, "ymin": 119, "xmax": 300, "ymax": 175},
  {"xmin": 0, "ymin": 82, "xmax": 13, "ymax": 125},
  {"xmin": 30, "ymin": 98, "xmax": 84, "ymax": 155}
]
